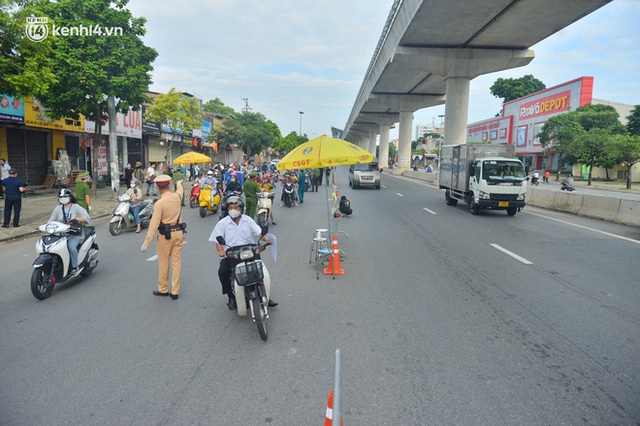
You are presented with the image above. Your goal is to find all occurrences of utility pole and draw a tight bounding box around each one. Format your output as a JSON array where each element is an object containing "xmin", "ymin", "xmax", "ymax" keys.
[
  {"xmin": 299, "ymin": 111, "xmax": 304, "ymax": 136},
  {"xmin": 241, "ymin": 98, "xmax": 252, "ymax": 113}
]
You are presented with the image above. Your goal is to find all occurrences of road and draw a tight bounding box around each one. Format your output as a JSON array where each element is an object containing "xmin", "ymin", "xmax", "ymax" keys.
[{"xmin": 1, "ymin": 167, "xmax": 639, "ymax": 425}]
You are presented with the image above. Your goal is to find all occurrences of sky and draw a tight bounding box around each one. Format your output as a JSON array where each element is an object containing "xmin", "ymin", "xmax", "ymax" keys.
[{"xmin": 127, "ymin": 0, "xmax": 640, "ymax": 142}]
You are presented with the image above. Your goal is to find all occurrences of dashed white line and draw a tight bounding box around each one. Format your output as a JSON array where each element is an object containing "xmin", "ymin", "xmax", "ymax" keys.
[
  {"xmin": 490, "ymin": 243, "xmax": 533, "ymax": 265},
  {"xmin": 422, "ymin": 207, "xmax": 437, "ymax": 215},
  {"xmin": 396, "ymin": 193, "xmax": 404, "ymax": 197}
]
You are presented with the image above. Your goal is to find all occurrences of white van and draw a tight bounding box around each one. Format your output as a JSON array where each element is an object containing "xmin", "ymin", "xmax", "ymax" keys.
[{"xmin": 349, "ymin": 162, "xmax": 380, "ymax": 189}]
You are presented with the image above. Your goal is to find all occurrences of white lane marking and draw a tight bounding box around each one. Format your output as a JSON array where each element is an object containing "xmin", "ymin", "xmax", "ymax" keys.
[
  {"xmin": 382, "ymin": 185, "xmax": 387, "ymax": 189},
  {"xmin": 396, "ymin": 193, "xmax": 404, "ymax": 197},
  {"xmin": 147, "ymin": 255, "xmax": 158, "ymax": 261},
  {"xmin": 422, "ymin": 207, "xmax": 437, "ymax": 215},
  {"xmin": 526, "ymin": 211, "xmax": 640, "ymax": 245},
  {"xmin": 490, "ymin": 243, "xmax": 533, "ymax": 265}
]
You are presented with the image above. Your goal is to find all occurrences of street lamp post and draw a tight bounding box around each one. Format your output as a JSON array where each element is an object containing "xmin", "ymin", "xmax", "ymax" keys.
[{"xmin": 299, "ymin": 111, "xmax": 304, "ymax": 136}]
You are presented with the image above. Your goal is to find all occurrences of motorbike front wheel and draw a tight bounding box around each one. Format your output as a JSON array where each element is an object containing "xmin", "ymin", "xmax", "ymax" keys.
[
  {"xmin": 109, "ymin": 220, "xmax": 123, "ymax": 236},
  {"xmin": 199, "ymin": 206, "xmax": 207, "ymax": 217},
  {"xmin": 31, "ymin": 266, "xmax": 55, "ymax": 300},
  {"xmin": 251, "ymin": 297, "xmax": 268, "ymax": 341}
]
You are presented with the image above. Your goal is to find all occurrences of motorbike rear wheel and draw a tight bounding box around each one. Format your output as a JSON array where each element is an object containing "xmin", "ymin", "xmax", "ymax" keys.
[
  {"xmin": 189, "ymin": 198, "xmax": 198, "ymax": 208},
  {"xmin": 251, "ymin": 297, "xmax": 268, "ymax": 341},
  {"xmin": 31, "ymin": 266, "xmax": 55, "ymax": 300},
  {"xmin": 109, "ymin": 220, "xmax": 123, "ymax": 236}
]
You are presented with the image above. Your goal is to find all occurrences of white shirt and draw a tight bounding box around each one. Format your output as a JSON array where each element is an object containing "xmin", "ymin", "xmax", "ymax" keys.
[
  {"xmin": 0, "ymin": 162, "xmax": 10, "ymax": 180},
  {"xmin": 147, "ymin": 166, "xmax": 155, "ymax": 179},
  {"xmin": 209, "ymin": 214, "xmax": 261, "ymax": 248}
]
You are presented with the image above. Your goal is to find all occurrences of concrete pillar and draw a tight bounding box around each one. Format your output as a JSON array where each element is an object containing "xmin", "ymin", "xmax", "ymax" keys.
[
  {"xmin": 398, "ymin": 110, "xmax": 413, "ymax": 170},
  {"xmin": 379, "ymin": 124, "xmax": 390, "ymax": 169},
  {"xmin": 444, "ymin": 77, "xmax": 470, "ymax": 146},
  {"xmin": 368, "ymin": 132, "xmax": 377, "ymax": 158}
]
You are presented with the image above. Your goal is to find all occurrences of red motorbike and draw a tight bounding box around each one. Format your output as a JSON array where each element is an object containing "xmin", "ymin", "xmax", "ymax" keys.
[{"xmin": 189, "ymin": 181, "xmax": 201, "ymax": 208}]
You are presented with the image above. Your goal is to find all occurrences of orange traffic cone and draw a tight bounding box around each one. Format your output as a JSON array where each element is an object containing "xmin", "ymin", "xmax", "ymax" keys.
[
  {"xmin": 324, "ymin": 235, "xmax": 345, "ymax": 276},
  {"xmin": 324, "ymin": 390, "xmax": 344, "ymax": 426}
]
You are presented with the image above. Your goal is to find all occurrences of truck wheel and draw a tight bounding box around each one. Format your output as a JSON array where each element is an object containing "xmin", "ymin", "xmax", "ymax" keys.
[
  {"xmin": 445, "ymin": 190, "xmax": 458, "ymax": 206},
  {"xmin": 469, "ymin": 201, "xmax": 480, "ymax": 215},
  {"xmin": 506, "ymin": 207, "xmax": 518, "ymax": 216}
]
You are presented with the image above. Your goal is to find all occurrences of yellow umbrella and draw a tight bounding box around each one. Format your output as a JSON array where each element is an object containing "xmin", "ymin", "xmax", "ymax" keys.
[
  {"xmin": 173, "ymin": 151, "xmax": 212, "ymax": 165},
  {"xmin": 276, "ymin": 134, "xmax": 373, "ymax": 170}
]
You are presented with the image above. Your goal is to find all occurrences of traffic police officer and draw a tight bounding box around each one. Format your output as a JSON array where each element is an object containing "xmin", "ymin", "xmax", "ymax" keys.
[{"xmin": 141, "ymin": 174, "xmax": 184, "ymax": 299}]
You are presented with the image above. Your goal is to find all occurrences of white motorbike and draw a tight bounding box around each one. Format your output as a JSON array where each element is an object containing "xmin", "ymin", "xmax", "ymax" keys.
[
  {"xmin": 216, "ymin": 236, "xmax": 273, "ymax": 341},
  {"xmin": 109, "ymin": 193, "xmax": 154, "ymax": 236},
  {"xmin": 31, "ymin": 221, "xmax": 99, "ymax": 300},
  {"xmin": 256, "ymin": 191, "xmax": 274, "ymax": 231}
]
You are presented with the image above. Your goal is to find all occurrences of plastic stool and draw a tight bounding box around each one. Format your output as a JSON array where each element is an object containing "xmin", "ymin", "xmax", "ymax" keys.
[
  {"xmin": 309, "ymin": 229, "xmax": 329, "ymax": 263},
  {"xmin": 316, "ymin": 247, "xmax": 333, "ymax": 279}
]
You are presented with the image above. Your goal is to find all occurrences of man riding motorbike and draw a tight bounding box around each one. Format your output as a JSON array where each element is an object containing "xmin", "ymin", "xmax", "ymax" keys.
[
  {"xmin": 209, "ymin": 196, "xmax": 278, "ymax": 310},
  {"xmin": 202, "ymin": 170, "xmax": 217, "ymax": 186},
  {"xmin": 48, "ymin": 188, "xmax": 91, "ymax": 275}
]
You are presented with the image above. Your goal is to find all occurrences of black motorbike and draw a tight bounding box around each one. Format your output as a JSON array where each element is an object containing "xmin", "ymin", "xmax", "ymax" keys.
[
  {"xmin": 530, "ymin": 175, "xmax": 539, "ymax": 186},
  {"xmin": 282, "ymin": 182, "xmax": 295, "ymax": 208}
]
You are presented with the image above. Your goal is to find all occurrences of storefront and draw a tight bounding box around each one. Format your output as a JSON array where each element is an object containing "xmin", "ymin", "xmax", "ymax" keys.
[{"xmin": 502, "ymin": 76, "xmax": 594, "ymax": 172}]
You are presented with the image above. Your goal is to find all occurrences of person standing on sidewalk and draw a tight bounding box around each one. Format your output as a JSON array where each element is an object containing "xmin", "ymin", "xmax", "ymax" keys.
[
  {"xmin": 171, "ymin": 167, "xmax": 186, "ymax": 206},
  {"xmin": 74, "ymin": 171, "xmax": 92, "ymax": 214},
  {"xmin": 133, "ymin": 161, "xmax": 146, "ymax": 185},
  {"xmin": 141, "ymin": 175, "xmax": 184, "ymax": 300},
  {"xmin": 2, "ymin": 169, "xmax": 26, "ymax": 228},
  {"xmin": 0, "ymin": 159, "xmax": 10, "ymax": 199},
  {"xmin": 146, "ymin": 163, "xmax": 157, "ymax": 196}
]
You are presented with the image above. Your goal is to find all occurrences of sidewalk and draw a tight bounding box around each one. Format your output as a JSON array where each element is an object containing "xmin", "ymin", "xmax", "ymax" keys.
[{"xmin": 0, "ymin": 185, "xmax": 160, "ymax": 243}]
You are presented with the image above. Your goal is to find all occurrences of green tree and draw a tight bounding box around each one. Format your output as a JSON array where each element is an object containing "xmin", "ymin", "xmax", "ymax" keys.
[
  {"xmin": 35, "ymin": 0, "xmax": 157, "ymax": 195},
  {"xmin": 277, "ymin": 131, "xmax": 303, "ymax": 155},
  {"xmin": 490, "ymin": 74, "xmax": 546, "ymax": 115},
  {"xmin": 625, "ymin": 105, "xmax": 640, "ymax": 136},
  {"xmin": 0, "ymin": 0, "xmax": 57, "ymax": 98},
  {"xmin": 202, "ymin": 97, "xmax": 235, "ymax": 116},
  {"xmin": 538, "ymin": 113, "xmax": 583, "ymax": 180},
  {"xmin": 144, "ymin": 88, "xmax": 202, "ymax": 167},
  {"xmin": 608, "ymin": 134, "xmax": 640, "ymax": 189}
]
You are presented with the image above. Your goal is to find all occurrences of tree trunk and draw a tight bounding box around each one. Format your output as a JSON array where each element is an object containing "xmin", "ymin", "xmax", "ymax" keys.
[
  {"xmin": 627, "ymin": 165, "xmax": 632, "ymax": 189},
  {"xmin": 164, "ymin": 132, "xmax": 175, "ymax": 172},
  {"xmin": 588, "ymin": 156, "xmax": 594, "ymax": 186},
  {"xmin": 555, "ymin": 153, "xmax": 563, "ymax": 182},
  {"xmin": 108, "ymin": 95, "xmax": 119, "ymax": 198}
]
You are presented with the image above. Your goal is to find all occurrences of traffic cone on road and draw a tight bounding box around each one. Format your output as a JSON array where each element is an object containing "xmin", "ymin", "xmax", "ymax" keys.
[
  {"xmin": 324, "ymin": 235, "xmax": 345, "ymax": 276},
  {"xmin": 324, "ymin": 389, "xmax": 344, "ymax": 426}
]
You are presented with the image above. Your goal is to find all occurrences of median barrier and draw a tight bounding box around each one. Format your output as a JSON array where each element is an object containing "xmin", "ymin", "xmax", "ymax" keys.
[
  {"xmin": 550, "ymin": 191, "xmax": 583, "ymax": 214},
  {"xmin": 615, "ymin": 199, "xmax": 640, "ymax": 227},
  {"xmin": 526, "ymin": 187, "xmax": 555, "ymax": 209},
  {"xmin": 578, "ymin": 195, "xmax": 621, "ymax": 222}
]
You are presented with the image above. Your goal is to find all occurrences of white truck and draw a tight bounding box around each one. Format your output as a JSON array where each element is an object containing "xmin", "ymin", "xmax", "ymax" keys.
[{"xmin": 439, "ymin": 144, "xmax": 526, "ymax": 216}]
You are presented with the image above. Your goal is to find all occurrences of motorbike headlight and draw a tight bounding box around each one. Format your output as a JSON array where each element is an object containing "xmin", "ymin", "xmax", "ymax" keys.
[{"xmin": 239, "ymin": 249, "xmax": 254, "ymax": 260}]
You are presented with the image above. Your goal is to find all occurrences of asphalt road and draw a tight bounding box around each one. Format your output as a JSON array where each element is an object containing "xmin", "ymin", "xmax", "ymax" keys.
[{"xmin": 1, "ymin": 167, "xmax": 639, "ymax": 425}]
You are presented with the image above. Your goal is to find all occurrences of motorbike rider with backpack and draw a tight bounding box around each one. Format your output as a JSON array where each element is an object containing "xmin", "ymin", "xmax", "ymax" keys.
[
  {"xmin": 48, "ymin": 188, "xmax": 91, "ymax": 275},
  {"xmin": 209, "ymin": 196, "xmax": 278, "ymax": 310}
]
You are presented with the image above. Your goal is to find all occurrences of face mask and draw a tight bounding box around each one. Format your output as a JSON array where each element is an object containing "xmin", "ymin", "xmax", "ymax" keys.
[
  {"xmin": 230, "ymin": 178, "xmax": 237, "ymax": 183},
  {"xmin": 228, "ymin": 209, "xmax": 241, "ymax": 219},
  {"xmin": 59, "ymin": 197, "xmax": 70, "ymax": 205},
  {"xmin": 130, "ymin": 184, "xmax": 136, "ymax": 188}
]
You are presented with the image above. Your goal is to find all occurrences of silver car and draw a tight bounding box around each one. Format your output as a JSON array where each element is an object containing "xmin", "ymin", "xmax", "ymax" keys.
[{"xmin": 349, "ymin": 162, "xmax": 380, "ymax": 189}]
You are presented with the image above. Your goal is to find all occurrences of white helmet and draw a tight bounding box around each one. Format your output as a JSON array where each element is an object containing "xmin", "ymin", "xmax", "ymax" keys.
[{"xmin": 207, "ymin": 170, "xmax": 214, "ymax": 176}]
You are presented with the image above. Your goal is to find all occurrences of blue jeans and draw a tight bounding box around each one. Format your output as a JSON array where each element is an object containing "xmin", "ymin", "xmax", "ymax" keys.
[
  {"xmin": 131, "ymin": 204, "xmax": 141, "ymax": 225},
  {"xmin": 146, "ymin": 182, "xmax": 157, "ymax": 196},
  {"xmin": 67, "ymin": 234, "xmax": 84, "ymax": 269}
]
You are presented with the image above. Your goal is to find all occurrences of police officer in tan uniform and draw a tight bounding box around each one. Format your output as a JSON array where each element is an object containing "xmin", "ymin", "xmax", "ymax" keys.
[{"xmin": 141, "ymin": 174, "xmax": 185, "ymax": 299}]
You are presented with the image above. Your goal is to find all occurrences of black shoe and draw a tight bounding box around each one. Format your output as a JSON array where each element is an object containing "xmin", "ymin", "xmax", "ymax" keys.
[
  {"xmin": 13, "ymin": 225, "xmax": 19, "ymax": 228},
  {"xmin": 170, "ymin": 293, "xmax": 179, "ymax": 300},
  {"xmin": 227, "ymin": 296, "xmax": 237, "ymax": 310},
  {"xmin": 1, "ymin": 225, "xmax": 8, "ymax": 228},
  {"xmin": 267, "ymin": 299, "xmax": 279, "ymax": 307},
  {"xmin": 271, "ymin": 222, "xmax": 276, "ymax": 225},
  {"xmin": 69, "ymin": 267, "xmax": 79, "ymax": 275},
  {"xmin": 153, "ymin": 290, "xmax": 169, "ymax": 297}
]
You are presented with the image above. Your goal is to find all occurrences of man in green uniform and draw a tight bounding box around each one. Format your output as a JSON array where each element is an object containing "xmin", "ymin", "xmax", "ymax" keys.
[
  {"xmin": 74, "ymin": 171, "xmax": 92, "ymax": 213},
  {"xmin": 242, "ymin": 172, "xmax": 260, "ymax": 219},
  {"xmin": 171, "ymin": 167, "xmax": 186, "ymax": 206}
]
